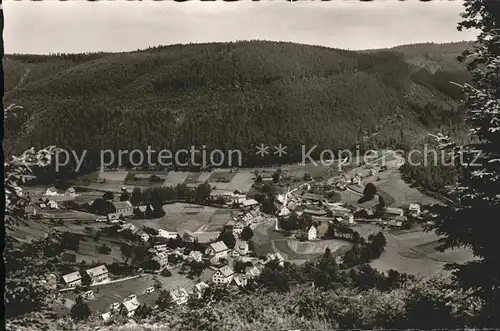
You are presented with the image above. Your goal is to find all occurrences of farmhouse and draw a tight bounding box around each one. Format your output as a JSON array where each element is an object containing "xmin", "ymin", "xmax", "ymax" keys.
[
  {"xmin": 47, "ymin": 200, "xmax": 59, "ymax": 209},
  {"xmin": 205, "ymin": 241, "xmax": 229, "ymax": 260},
  {"xmin": 158, "ymin": 229, "xmax": 179, "ymax": 240},
  {"xmin": 212, "ymin": 265, "xmax": 235, "ymax": 284},
  {"xmin": 189, "ymin": 250, "xmax": 203, "ymax": 262},
  {"xmin": 154, "ymin": 244, "xmax": 167, "ymax": 252},
  {"xmin": 245, "ymin": 266, "xmax": 261, "ymax": 278},
  {"xmin": 242, "ymin": 199, "xmax": 259, "ymax": 209},
  {"xmin": 62, "ymin": 271, "xmax": 82, "ymax": 287},
  {"xmin": 182, "ymin": 230, "xmax": 198, "ymax": 243},
  {"xmin": 192, "ymin": 282, "xmax": 209, "ymax": 299},
  {"xmin": 85, "ymin": 265, "xmax": 109, "ymax": 284},
  {"xmin": 121, "ymin": 298, "xmax": 140, "ymax": 317},
  {"xmin": 233, "ymin": 221, "xmax": 246, "ymax": 235},
  {"xmin": 408, "ymin": 204, "xmax": 421, "ymax": 217},
  {"xmin": 65, "ymin": 187, "xmax": 77, "ymax": 196},
  {"xmin": 45, "ymin": 187, "xmax": 58, "ymax": 196},
  {"xmin": 303, "ymin": 208, "xmax": 327, "ymax": 217},
  {"xmin": 301, "ymin": 193, "xmax": 323, "ymax": 202},
  {"xmin": 384, "ymin": 207, "xmax": 404, "ymax": 219},
  {"xmin": 152, "ymin": 251, "xmax": 169, "ymax": 269},
  {"xmin": 266, "ymin": 252, "xmax": 285, "ymax": 266},
  {"xmin": 170, "ymin": 288, "xmax": 189, "ymax": 305},
  {"xmin": 259, "ymin": 173, "xmax": 273, "ymax": 182},
  {"xmin": 235, "ymin": 241, "xmax": 249, "ymax": 255},
  {"xmin": 231, "ymin": 275, "xmax": 248, "ymax": 287},
  {"xmin": 302, "ymin": 225, "xmax": 317, "ymax": 241},
  {"xmin": 113, "ymin": 201, "xmax": 134, "ymax": 217},
  {"xmin": 107, "ymin": 213, "xmax": 121, "ymax": 223},
  {"xmin": 134, "ymin": 229, "xmax": 150, "ymax": 242}
]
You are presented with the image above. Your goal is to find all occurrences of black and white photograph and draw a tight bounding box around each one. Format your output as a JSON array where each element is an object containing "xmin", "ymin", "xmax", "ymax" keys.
[{"xmin": 3, "ymin": 0, "xmax": 500, "ymax": 329}]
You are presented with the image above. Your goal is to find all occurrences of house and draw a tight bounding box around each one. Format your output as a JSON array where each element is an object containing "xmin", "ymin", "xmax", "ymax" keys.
[
  {"xmin": 45, "ymin": 187, "xmax": 58, "ymax": 196},
  {"xmin": 158, "ymin": 229, "xmax": 179, "ymax": 240},
  {"xmin": 121, "ymin": 298, "xmax": 140, "ymax": 317},
  {"xmin": 154, "ymin": 244, "xmax": 167, "ymax": 252},
  {"xmin": 189, "ymin": 250, "xmax": 203, "ymax": 262},
  {"xmin": 266, "ymin": 252, "xmax": 285, "ymax": 266},
  {"xmin": 65, "ymin": 187, "xmax": 77, "ymax": 196},
  {"xmin": 231, "ymin": 275, "xmax": 248, "ymax": 287},
  {"xmin": 304, "ymin": 225, "xmax": 317, "ymax": 241},
  {"xmin": 170, "ymin": 288, "xmax": 189, "ymax": 305},
  {"xmin": 24, "ymin": 206, "xmax": 36, "ymax": 218},
  {"xmin": 113, "ymin": 201, "xmax": 134, "ymax": 217},
  {"xmin": 120, "ymin": 223, "xmax": 137, "ymax": 232},
  {"xmin": 245, "ymin": 266, "xmax": 261, "ymax": 278},
  {"xmin": 242, "ymin": 199, "xmax": 259, "ymax": 209},
  {"xmin": 62, "ymin": 271, "xmax": 82, "ymax": 287},
  {"xmin": 205, "ymin": 241, "xmax": 229, "ymax": 260},
  {"xmin": 329, "ymin": 209, "xmax": 354, "ymax": 224},
  {"xmin": 212, "ymin": 265, "xmax": 234, "ymax": 284},
  {"xmin": 260, "ymin": 173, "xmax": 273, "ymax": 182},
  {"xmin": 85, "ymin": 265, "xmax": 109, "ymax": 284},
  {"xmin": 182, "ymin": 230, "xmax": 197, "ymax": 242},
  {"xmin": 192, "ymin": 282, "xmax": 209, "ymax": 299},
  {"xmin": 107, "ymin": 213, "xmax": 121, "ymax": 223},
  {"xmin": 101, "ymin": 312, "xmax": 112, "ymax": 322},
  {"xmin": 235, "ymin": 241, "xmax": 249, "ymax": 256},
  {"xmin": 277, "ymin": 205, "xmax": 291, "ymax": 217},
  {"xmin": 47, "ymin": 200, "xmax": 59, "ymax": 209},
  {"xmin": 301, "ymin": 193, "xmax": 323, "ymax": 202},
  {"xmin": 303, "ymin": 208, "xmax": 327, "ymax": 217},
  {"xmin": 135, "ymin": 229, "xmax": 150, "ymax": 242},
  {"xmin": 233, "ymin": 221, "xmax": 245, "ymax": 235},
  {"xmin": 384, "ymin": 207, "xmax": 404, "ymax": 219},
  {"xmin": 408, "ymin": 204, "xmax": 421, "ymax": 217},
  {"xmin": 152, "ymin": 251, "xmax": 169, "ymax": 269}
]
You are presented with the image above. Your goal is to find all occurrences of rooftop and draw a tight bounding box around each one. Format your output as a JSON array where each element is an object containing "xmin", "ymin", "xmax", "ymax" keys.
[
  {"xmin": 62, "ymin": 271, "xmax": 81, "ymax": 284},
  {"xmin": 208, "ymin": 241, "xmax": 229, "ymax": 253},
  {"xmin": 86, "ymin": 265, "xmax": 108, "ymax": 278}
]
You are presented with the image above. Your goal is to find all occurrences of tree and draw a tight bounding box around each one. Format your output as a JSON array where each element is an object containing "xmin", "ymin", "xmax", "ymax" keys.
[
  {"xmin": 134, "ymin": 304, "xmax": 152, "ymax": 320},
  {"xmin": 304, "ymin": 172, "xmax": 312, "ymax": 181},
  {"xmin": 363, "ymin": 182, "xmax": 377, "ymax": 198},
  {"xmin": 70, "ymin": 296, "xmax": 91, "ymax": 321},
  {"xmin": 428, "ymin": 3, "xmax": 500, "ymax": 323},
  {"xmin": 240, "ymin": 226, "xmax": 254, "ymax": 241},
  {"xmin": 189, "ymin": 261, "xmax": 206, "ymax": 278},
  {"xmin": 130, "ymin": 187, "xmax": 143, "ymax": 206},
  {"xmin": 217, "ymin": 230, "xmax": 236, "ymax": 249},
  {"xmin": 98, "ymin": 244, "xmax": 111, "ymax": 255},
  {"xmin": 119, "ymin": 191, "xmax": 130, "ymax": 201},
  {"xmin": 195, "ymin": 182, "xmax": 212, "ymax": 203},
  {"xmin": 233, "ymin": 260, "xmax": 247, "ymax": 274},
  {"xmin": 156, "ymin": 289, "xmax": 173, "ymax": 310},
  {"xmin": 120, "ymin": 244, "xmax": 133, "ymax": 265},
  {"xmin": 102, "ymin": 191, "xmax": 114, "ymax": 201},
  {"xmin": 161, "ymin": 268, "xmax": 172, "ymax": 277}
]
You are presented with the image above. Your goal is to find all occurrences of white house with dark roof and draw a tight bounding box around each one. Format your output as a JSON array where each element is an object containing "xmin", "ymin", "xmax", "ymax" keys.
[
  {"xmin": 212, "ymin": 265, "xmax": 234, "ymax": 284},
  {"xmin": 45, "ymin": 187, "xmax": 58, "ymax": 196},
  {"xmin": 231, "ymin": 275, "xmax": 248, "ymax": 287},
  {"xmin": 235, "ymin": 241, "xmax": 249, "ymax": 256},
  {"xmin": 189, "ymin": 250, "xmax": 203, "ymax": 262},
  {"xmin": 245, "ymin": 266, "xmax": 261, "ymax": 279},
  {"xmin": 266, "ymin": 252, "xmax": 285, "ymax": 266},
  {"xmin": 205, "ymin": 241, "xmax": 229, "ymax": 261},
  {"xmin": 121, "ymin": 298, "xmax": 140, "ymax": 317},
  {"xmin": 384, "ymin": 207, "xmax": 405, "ymax": 219},
  {"xmin": 65, "ymin": 187, "xmax": 77, "ymax": 197},
  {"xmin": 192, "ymin": 282, "xmax": 209, "ymax": 299},
  {"xmin": 85, "ymin": 265, "xmax": 109, "ymax": 284},
  {"xmin": 152, "ymin": 251, "xmax": 169, "ymax": 269},
  {"xmin": 158, "ymin": 229, "xmax": 179, "ymax": 239},
  {"xmin": 408, "ymin": 203, "xmax": 421, "ymax": 217},
  {"xmin": 113, "ymin": 201, "xmax": 134, "ymax": 217},
  {"xmin": 62, "ymin": 271, "xmax": 82, "ymax": 287},
  {"xmin": 242, "ymin": 199, "xmax": 259, "ymax": 209},
  {"xmin": 170, "ymin": 288, "xmax": 189, "ymax": 305}
]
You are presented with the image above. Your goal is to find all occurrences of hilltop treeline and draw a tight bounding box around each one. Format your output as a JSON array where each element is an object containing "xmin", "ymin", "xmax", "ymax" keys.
[{"xmin": 4, "ymin": 41, "xmax": 469, "ymax": 171}]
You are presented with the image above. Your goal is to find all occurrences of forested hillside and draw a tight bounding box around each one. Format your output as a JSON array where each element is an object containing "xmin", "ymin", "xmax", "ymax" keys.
[{"xmin": 4, "ymin": 41, "xmax": 470, "ymax": 169}]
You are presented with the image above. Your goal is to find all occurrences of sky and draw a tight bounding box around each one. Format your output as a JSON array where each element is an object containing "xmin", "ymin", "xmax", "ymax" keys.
[{"xmin": 4, "ymin": 1, "xmax": 478, "ymax": 55}]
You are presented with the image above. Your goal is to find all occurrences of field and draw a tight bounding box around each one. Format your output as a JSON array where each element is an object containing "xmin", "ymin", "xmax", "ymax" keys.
[
  {"xmin": 370, "ymin": 228, "xmax": 475, "ymax": 278},
  {"xmin": 63, "ymin": 272, "xmax": 196, "ymax": 314},
  {"xmin": 97, "ymin": 170, "xmax": 129, "ymax": 182},
  {"xmin": 129, "ymin": 203, "xmax": 232, "ymax": 233}
]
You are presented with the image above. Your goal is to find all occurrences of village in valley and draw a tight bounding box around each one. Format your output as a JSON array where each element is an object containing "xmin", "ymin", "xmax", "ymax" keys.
[{"xmin": 15, "ymin": 149, "xmax": 473, "ymax": 323}]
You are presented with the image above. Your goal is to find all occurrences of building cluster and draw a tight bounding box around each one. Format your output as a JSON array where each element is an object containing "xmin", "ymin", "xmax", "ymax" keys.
[{"xmin": 62, "ymin": 265, "xmax": 110, "ymax": 288}]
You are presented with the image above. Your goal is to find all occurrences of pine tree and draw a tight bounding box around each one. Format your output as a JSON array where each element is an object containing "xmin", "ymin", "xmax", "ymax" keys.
[{"xmin": 430, "ymin": 1, "xmax": 500, "ymax": 325}]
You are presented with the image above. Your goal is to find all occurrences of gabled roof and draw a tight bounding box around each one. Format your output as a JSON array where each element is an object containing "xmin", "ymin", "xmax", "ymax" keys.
[
  {"xmin": 113, "ymin": 201, "xmax": 133, "ymax": 210},
  {"xmin": 208, "ymin": 241, "xmax": 228, "ymax": 253},
  {"xmin": 385, "ymin": 207, "xmax": 404, "ymax": 215},
  {"xmin": 194, "ymin": 282, "xmax": 209, "ymax": 292},
  {"xmin": 409, "ymin": 203, "xmax": 421, "ymax": 210},
  {"xmin": 189, "ymin": 250, "xmax": 203, "ymax": 257},
  {"xmin": 86, "ymin": 265, "xmax": 108, "ymax": 278},
  {"xmin": 122, "ymin": 298, "xmax": 139, "ymax": 312},
  {"xmin": 46, "ymin": 187, "xmax": 57, "ymax": 192},
  {"xmin": 215, "ymin": 265, "xmax": 234, "ymax": 278},
  {"xmin": 232, "ymin": 275, "xmax": 247, "ymax": 286},
  {"xmin": 66, "ymin": 187, "xmax": 76, "ymax": 193},
  {"xmin": 170, "ymin": 288, "xmax": 188, "ymax": 301},
  {"xmin": 62, "ymin": 271, "xmax": 81, "ymax": 284},
  {"xmin": 242, "ymin": 199, "xmax": 259, "ymax": 206}
]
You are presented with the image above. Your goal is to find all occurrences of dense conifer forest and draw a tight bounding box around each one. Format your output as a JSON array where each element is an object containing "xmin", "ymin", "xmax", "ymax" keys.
[{"xmin": 4, "ymin": 41, "xmax": 471, "ymax": 170}]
